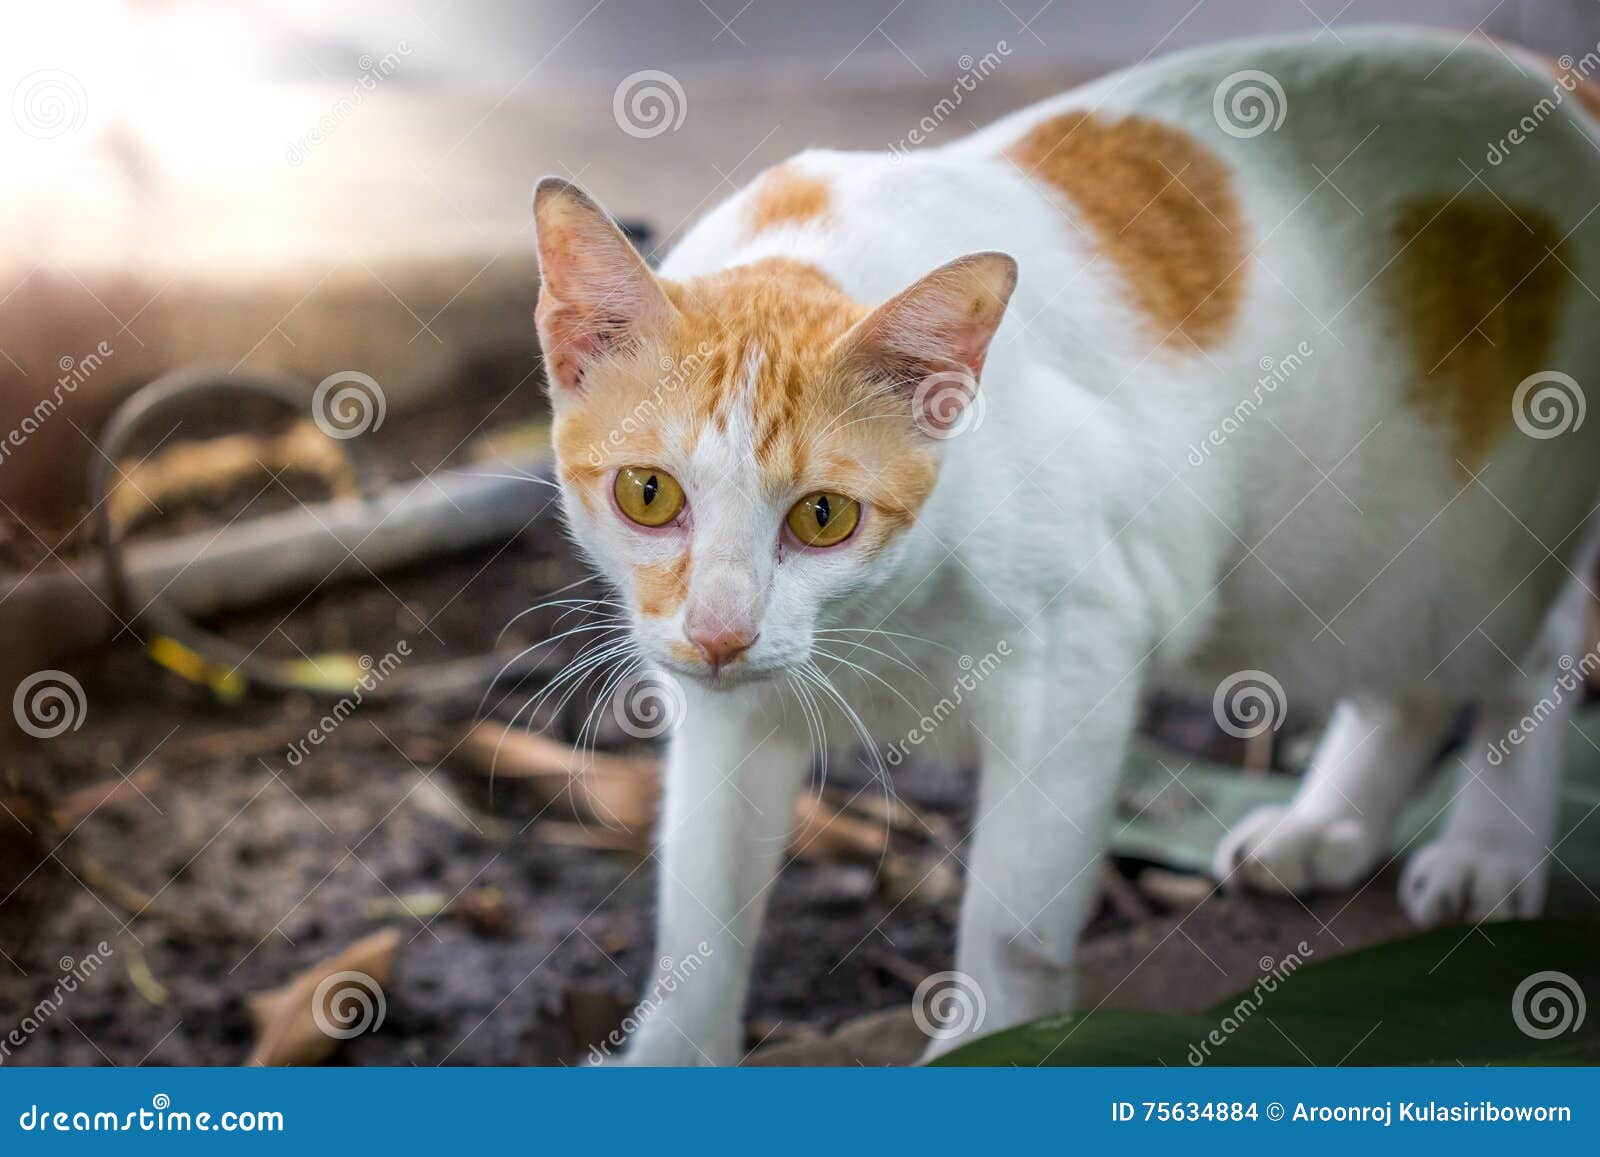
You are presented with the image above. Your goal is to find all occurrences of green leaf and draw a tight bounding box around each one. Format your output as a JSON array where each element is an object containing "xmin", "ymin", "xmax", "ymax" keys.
[
  {"xmin": 1111, "ymin": 710, "xmax": 1600, "ymax": 905},
  {"xmin": 934, "ymin": 920, "xmax": 1600, "ymax": 1065}
]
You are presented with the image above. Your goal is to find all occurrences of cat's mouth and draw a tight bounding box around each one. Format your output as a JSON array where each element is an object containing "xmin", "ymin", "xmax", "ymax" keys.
[{"xmin": 659, "ymin": 653, "xmax": 777, "ymax": 690}]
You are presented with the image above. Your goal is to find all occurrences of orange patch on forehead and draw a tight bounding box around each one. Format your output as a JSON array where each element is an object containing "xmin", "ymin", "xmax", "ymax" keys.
[
  {"xmin": 636, "ymin": 552, "xmax": 692, "ymax": 618},
  {"xmin": 1003, "ymin": 111, "xmax": 1246, "ymax": 351},
  {"xmin": 668, "ymin": 259, "xmax": 868, "ymax": 470},
  {"xmin": 1391, "ymin": 197, "xmax": 1568, "ymax": 468},
  {"xmin": 746, "ymin": 165, "xmax": 832, "ymax": 234}
]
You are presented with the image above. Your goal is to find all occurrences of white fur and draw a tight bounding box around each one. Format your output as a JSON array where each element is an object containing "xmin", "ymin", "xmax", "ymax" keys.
[{"xmin": 558, "ymin": 29, "xmax": 1600, "ymax": 1064}]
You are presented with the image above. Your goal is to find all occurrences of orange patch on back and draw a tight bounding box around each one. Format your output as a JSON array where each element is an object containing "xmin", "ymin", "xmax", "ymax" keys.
[
  {"xmin": 1004, "ymin": 111, "xmax": 1246, "ymax": 351},
  {"xmin": 1549, "ymin": 57, "xmax": 1600, "ymax": 121},
  {"xmin": 1391, "ymin": 197, "xmax": 1568, "ymax": 468},
  {"xmin": 635, "ymin": 553, "xmax": 691, "ymax": 617},
  {"xmin": 746, "ymin": 165, "xmax": 832, "ymax": 234}
]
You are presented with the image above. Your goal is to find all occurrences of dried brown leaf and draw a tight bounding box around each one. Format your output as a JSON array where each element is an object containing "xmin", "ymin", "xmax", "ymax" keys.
[{"xmin": 246, "ymin": 927, "xmax": 400, "ymax": 1066}]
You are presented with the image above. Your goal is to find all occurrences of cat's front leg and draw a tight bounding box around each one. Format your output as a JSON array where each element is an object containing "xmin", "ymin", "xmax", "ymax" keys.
[
  {"xmin": 925, "ymin": 661, "xmax": 1139, "ymax": 1059},
  {"xmin": 617, "ymin": 687, "xmax": 807, "ymax": 1066}
]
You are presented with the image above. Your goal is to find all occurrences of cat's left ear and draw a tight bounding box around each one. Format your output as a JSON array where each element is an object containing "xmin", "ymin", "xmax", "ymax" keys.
[
  {"xmin": 834, "ymin": 252, "xmax": 1017, "ymax": 435},
  {"xmin": 533, "ymin": 177, "xmax": 677, "ymax": 394}
]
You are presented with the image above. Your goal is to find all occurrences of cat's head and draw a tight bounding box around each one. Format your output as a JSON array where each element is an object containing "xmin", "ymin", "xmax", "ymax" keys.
[{"xmin": 532, "ymin": 178, "xmax": 1015, "ymax": 687}]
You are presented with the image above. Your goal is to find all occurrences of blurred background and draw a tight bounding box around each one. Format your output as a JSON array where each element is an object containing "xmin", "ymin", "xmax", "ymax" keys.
[{"xmin": 2, "ymin": 0, "xmax": 1597, "ymax": 1067}]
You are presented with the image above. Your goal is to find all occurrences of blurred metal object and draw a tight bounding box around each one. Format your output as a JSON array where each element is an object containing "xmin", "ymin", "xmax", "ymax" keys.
[{"xmin": 0, "ymin": 369, "xmax": 560, "ymax": 686}]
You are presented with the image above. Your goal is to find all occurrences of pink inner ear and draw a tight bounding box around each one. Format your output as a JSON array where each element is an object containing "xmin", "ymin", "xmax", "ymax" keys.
[
  {"xmin": 536, "ymin": 295, "xmax": 605, "ymax": 393},
  {"xmin": 534, "ymin": 182, "xmax": 676, "ymax": 394}
]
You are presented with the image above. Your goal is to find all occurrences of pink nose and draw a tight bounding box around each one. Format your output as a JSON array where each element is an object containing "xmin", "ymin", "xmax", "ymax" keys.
[{"xmin": 685, "ymin": 623, "xmax": 758, "ymax": 670}]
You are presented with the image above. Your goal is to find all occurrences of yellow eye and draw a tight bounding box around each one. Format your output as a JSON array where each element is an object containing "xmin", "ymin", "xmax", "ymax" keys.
[
  {"xmin": 786, "ymin": 492, "xmax": 860, "ymax": 548},
  {"xmin": 614, "ymin": 466, "xmax": 685, "ymax": 527}
]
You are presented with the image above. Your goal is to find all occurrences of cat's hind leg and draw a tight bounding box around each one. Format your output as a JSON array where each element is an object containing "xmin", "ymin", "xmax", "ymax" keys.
[
  {"xmin": 1214, "ymin": 692, "xmax": 1459, "ymax": 894},
  {"xmin": 1400, "ymin": 576, "xmax": 1589, "ymax": 926}
]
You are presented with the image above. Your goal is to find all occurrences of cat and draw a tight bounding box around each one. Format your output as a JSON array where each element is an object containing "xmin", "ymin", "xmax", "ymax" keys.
[{"xmin": 531, "ymin": 27, "xmax": 1600, "ymax": 1064}]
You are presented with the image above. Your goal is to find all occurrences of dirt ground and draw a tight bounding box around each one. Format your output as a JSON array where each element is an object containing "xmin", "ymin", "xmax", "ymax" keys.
[{"xmin": 0, "ymin": 381, "xmax": 1544, "ymax": 1067}]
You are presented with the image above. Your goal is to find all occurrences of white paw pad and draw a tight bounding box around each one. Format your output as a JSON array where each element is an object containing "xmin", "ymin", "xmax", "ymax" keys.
[
  {"xmin": 1399, "ymin": 838, "xmax": 1546, "ymax": 926},
  {"xmin": 1214, "ymin": 804, "xmax": 1381, "ymax": 895}
]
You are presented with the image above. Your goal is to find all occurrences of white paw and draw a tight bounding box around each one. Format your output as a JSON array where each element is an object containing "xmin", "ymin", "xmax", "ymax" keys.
[
  {"xmin": 1214, "ymin": 804, "xmax": 1382, "ymax": 895},
  {"xmin": 1399, "ymin": 838, "xmax": 1547, "ymax": 926}
]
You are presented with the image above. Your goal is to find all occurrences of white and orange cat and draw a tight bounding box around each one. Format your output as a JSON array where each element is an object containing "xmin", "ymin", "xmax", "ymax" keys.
[{"xmin": 532, "ymin": 28, "xmax": 1600, "ymax": 1064}]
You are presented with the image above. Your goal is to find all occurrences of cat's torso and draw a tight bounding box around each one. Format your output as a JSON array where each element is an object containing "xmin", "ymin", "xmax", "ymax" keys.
[{"xmin": 661, "ymin": 27, "xmax": 1600, "ymax": 753}]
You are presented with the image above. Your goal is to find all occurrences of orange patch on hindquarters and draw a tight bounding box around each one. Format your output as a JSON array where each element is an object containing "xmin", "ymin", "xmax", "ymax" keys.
[
  {"xmin": 746, "ymin": 165, "xmax": 832, "ymax": 234},
  {"xmin": 635, "ymin": 553, "xmax": 691, "ymax": 617},
  {"xmin": 1004, "ymin": 111, "xmax": 1246, "ymax": 351},
  {"xmin": 1391, "ymin": 197, "xmax": 1568, "ymax": 468}
]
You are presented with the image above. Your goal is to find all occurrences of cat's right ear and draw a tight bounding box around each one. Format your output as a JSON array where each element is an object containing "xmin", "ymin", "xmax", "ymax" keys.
[{"xmin": 533, "ymin": 178, "xmax": 676, "ymax": 394}]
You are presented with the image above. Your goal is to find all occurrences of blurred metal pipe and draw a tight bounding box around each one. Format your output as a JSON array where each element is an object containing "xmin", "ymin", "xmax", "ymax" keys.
[{"xmin": 0, "ymin": 452, "xmax": 557, "ymax": 677}]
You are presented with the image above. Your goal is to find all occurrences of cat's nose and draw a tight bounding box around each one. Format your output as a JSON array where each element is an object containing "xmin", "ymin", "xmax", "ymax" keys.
[{"xmin": 685, "ymin": 622, "xmax": 758, "ymax": 671}]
